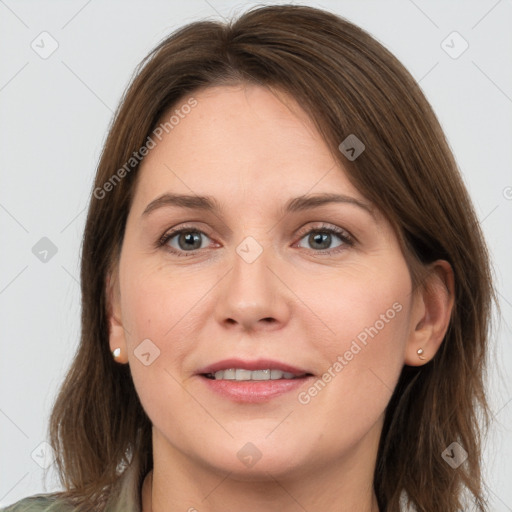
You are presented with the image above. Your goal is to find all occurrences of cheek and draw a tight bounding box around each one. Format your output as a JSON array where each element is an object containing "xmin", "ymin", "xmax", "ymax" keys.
[
  {"xmin": 313, "ymin": 258, "xmax": 411, "ymax": 351},
  {"xmin": 302, "ymin": 260, "xmax": 411, "ymax": 417},
  {"xmin": 120, "ymin": 260, "xmax": 214, "ymax": 341},
  {"xmin": 119, "ymin": 262, "xmax": 215, "ymax": 397},
  {"xmin": 120, "ymin": 270, "xmax": 195, "ymax": 425}
]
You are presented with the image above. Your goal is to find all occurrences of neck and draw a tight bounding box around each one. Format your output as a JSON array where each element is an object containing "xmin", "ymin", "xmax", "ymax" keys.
[
  {"xmin": 142, "ymin": 424, "xmax": 382, "ymax": 512},
  {"xmin": 143, "ymin": 470, "xmax": 380, "ymax": 512}
]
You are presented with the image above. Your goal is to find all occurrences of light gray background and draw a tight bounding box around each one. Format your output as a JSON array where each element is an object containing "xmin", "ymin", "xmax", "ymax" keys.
[{"xmin": 1, "ymin": 0, "xmax": 511, "ymax": 509}]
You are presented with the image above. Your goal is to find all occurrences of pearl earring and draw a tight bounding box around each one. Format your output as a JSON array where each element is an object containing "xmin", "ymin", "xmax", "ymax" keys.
[
  {"xmin": 417, "ymin": 348, "xmax": 426, "ymax": 360},
  {"xmin": 112, "ymin": 347, "xmax": 121, "ymax": 359}
]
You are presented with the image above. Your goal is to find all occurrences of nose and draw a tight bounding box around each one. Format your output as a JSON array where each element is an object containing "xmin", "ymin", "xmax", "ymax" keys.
[{"xmin": 213, "ymin": 240, "xmax": 292, "ymax": 333}]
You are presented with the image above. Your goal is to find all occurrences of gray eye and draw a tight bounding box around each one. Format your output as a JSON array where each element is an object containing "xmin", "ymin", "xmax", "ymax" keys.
[
  {"xmin": 297, "ymin": 230, "xmax": 344, "ymax": 251},
  {"xmin": 168, "ymin": 230, "xmax": 209, "ymax": 251}
]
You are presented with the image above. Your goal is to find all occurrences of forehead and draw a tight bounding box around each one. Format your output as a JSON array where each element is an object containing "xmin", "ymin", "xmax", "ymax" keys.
[{"xmin": 132, "ymin": 84, "xmax": 366, "ymax": 213}]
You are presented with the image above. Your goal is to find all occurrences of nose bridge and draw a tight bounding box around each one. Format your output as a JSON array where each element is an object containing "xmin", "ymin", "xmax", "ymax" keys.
[{"xmin": 214, "ymin": 233, "xmax": 289, "ymax": 331}]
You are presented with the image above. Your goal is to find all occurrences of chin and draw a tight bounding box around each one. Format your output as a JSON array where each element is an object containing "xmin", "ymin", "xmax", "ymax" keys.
[{"xmin": 195, "ymin": 436, "xmax": 315, "ymax": 481}]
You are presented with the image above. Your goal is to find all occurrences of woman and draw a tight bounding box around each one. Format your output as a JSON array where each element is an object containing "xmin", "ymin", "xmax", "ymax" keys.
[{"xmin": 2, "ymin": 4, "xmax": 494, "ymax": 511}]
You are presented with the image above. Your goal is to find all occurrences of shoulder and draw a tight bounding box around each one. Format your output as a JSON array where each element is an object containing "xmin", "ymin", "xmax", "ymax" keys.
[{"xmin": 0, "ymin": 494, "xmax": 75, "ymax": 512}]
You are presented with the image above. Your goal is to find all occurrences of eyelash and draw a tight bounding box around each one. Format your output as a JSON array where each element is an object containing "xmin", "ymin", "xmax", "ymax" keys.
[{"xmin": 156, "ymin": 223, "xmax": 355, "ymax": 258}]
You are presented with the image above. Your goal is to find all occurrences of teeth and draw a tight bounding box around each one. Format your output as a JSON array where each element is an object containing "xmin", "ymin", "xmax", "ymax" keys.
[
  {"xmin": 236, "ymin": 369, "xmax": 252, "ymax": 381},
  {"xmin": 270, "ymin": 369, "xmax": 283, "ymax": 379},
  {"xmin": 210, "ymin": 368, "xmax": 302, "ymax": 381},
  {"xmin": 252, "ymin": 369, "xmax": 271, "ymax": 380},
  {"xmin": 222, "ymin": 368, "xmax": 236, "ymax": 380}
]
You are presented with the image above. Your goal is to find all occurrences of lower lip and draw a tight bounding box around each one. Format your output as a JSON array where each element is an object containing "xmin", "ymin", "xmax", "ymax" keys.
[{"xmin": 199, "ymin": 376, "xmax": 313, "ymax": 403}]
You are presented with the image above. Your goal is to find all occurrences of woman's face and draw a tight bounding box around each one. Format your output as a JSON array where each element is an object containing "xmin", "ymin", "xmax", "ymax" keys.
[{"xmin": 109, "ymin": 83, "xmax": 418, "ymax": 480}]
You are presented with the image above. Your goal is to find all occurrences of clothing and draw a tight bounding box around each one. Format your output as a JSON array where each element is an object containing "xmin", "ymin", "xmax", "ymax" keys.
[{"xmin": 0, "ymin": 457, "xmax": 143, "ymax": 512}]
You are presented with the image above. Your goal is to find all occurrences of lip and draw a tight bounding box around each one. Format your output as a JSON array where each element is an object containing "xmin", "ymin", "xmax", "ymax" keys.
[
  {"xmin": 195, "ymin": 358, "xmax": 314, "ymax": 403},
  {"xmin": 196, "ymin": 358, "xmax": 311, "ymax": 376},
  {"xmin": 200, "ymin": 377, "xmax": 313, "ymax": 403}
]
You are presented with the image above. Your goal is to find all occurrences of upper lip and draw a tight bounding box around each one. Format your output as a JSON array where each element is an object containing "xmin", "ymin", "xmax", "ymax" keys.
[{"xmin": 196, "ymin": 358, "xmax": 313, "ymax": 376}]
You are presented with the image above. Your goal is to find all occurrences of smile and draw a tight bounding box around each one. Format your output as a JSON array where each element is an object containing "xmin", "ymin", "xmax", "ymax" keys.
[
  {"xmin": 203, "ymin": 368, "xmax": 308, "ymax": 380},
  {"xmin": 196, "ymin": 360, "xmax": 314, "ymax": 402}
]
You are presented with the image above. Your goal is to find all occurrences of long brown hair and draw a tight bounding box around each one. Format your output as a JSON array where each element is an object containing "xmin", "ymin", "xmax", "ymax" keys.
[{"xmin": 48, "ymin": 4, "xmax": 494, "ymax": 511}]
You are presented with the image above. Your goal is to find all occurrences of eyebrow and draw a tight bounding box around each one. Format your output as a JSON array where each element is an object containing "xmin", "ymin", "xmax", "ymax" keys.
[{"xmin": 141, "ymin": 192, "xmax": 374, "ymax": 217}]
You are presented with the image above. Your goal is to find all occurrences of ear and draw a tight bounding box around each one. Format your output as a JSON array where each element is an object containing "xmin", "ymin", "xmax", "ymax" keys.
[
  {"xmin": 106, "ymin": 269, "xmax": 129, "ymax": 364},
  {"xmin": 405, "ymin": 260, "xmax": 455, "ymax": 366}
]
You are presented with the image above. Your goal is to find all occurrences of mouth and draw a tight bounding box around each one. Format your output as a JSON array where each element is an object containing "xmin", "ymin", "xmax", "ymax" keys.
[
  {"xmin": 202, "ymin": 368, "xmax": 312, "ymax": 381},
  {"xmin": 196, "ymin": 358, "xmax": 314, "ymax": 380},
  {"xmin": 196, "ymin": 359, "xmax": 314, "ymax": 402}
]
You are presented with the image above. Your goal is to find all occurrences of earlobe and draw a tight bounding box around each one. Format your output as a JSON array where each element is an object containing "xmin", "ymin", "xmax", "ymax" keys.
[
  {"xmin": 106, "ymin": 272, "xmax": 129, "ymax": 364},
  {"xmin": 405, "ymin": 260, "xmax": 455, "ymax": 366}
]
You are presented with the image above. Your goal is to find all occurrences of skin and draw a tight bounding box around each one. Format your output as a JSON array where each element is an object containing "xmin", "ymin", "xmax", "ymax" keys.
[{"xmin": 107, "ymin": 83, "xmax": 454, "ymax": 512}]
